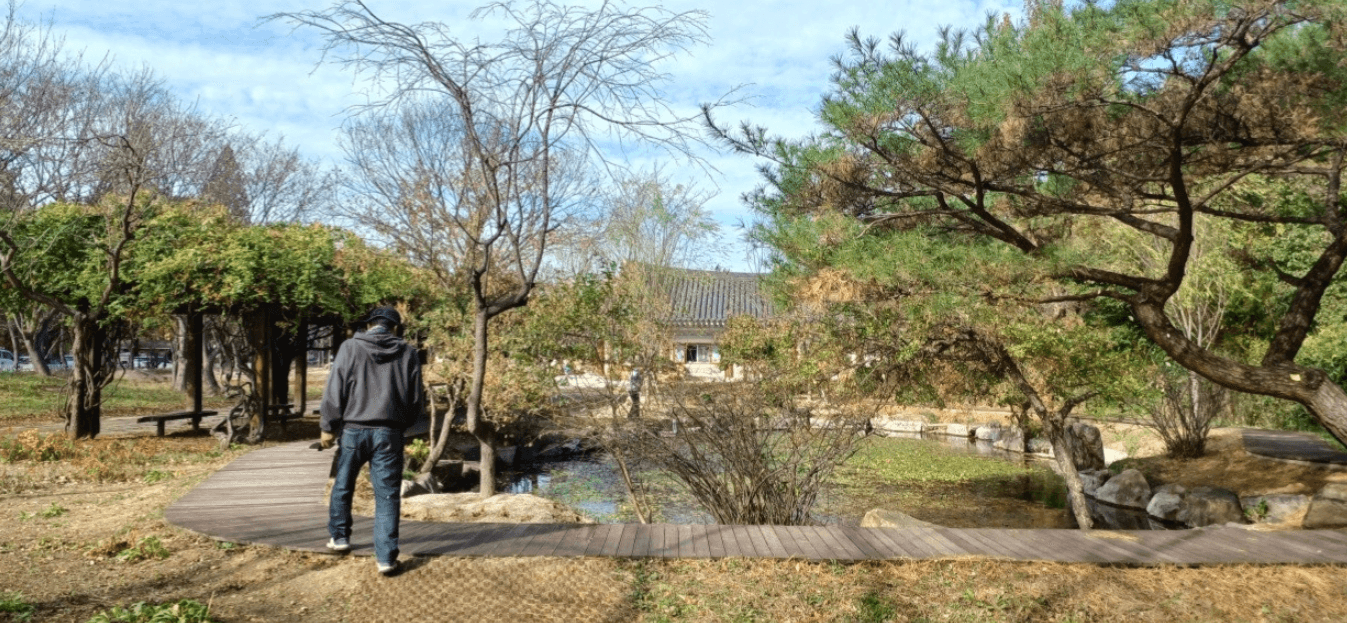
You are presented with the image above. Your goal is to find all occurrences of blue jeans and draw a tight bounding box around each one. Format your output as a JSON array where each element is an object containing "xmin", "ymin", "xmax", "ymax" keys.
[{"xmin": 329, "ymin": 427, "xmax": 404, "ymax": 565}]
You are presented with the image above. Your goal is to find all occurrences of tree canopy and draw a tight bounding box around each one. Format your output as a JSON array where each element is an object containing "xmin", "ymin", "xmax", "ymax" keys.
[{"xmin": 715, "ymin": 0, "xmax": 1347, "ymax": 445}]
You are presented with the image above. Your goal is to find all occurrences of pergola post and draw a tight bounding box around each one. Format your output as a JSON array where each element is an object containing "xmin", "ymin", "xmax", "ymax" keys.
[
  {"xmin": 184, "ymin": 308, "xmax": 204, "ymax": 413},
  {"xmin": 248, "ymin": 306, "xmax": 272, "ymax": 433},
  {"xmin": 293, "ymin": 317, "xmax": 309, "ymax": 415}
]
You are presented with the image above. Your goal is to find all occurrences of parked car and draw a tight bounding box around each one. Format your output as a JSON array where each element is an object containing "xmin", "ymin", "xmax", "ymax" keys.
[
  {"xmin": 16, "ymin": 355, "xmax": 31, "ymax": 372},
  {"xmin": 0, "ymin": 349, "xmax": 14, "ymax": 372},
  {"xmin": 65, "ymin": 355, "xmax": 74, "ymax": 369}
]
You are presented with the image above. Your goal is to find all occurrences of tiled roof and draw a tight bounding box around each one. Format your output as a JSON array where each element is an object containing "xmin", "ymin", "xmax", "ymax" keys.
[{"xmin": 658, "ymin": 268, "xmax": 774, "ymax": 328}]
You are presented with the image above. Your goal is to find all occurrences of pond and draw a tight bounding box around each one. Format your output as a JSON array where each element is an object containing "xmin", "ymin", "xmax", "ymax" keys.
[{"xmin": 495, "ymin": 431, "xmax": 1165, "ymax": 529}]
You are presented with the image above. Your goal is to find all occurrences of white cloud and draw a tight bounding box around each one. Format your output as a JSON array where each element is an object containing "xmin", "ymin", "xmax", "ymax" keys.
[{"xmin": 14, "ymin": 0, "xmax": 1023, "ymax": 271}]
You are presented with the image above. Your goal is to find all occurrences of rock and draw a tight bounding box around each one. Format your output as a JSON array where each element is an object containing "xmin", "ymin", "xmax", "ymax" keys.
[
  {"xmin": 1146, "ymin": 483, "xmax": 1187, "ymax": 521},
  {"xmin": 1303, "ymin": 483, "xmax": 1347, "ymax": 529},
  {"xmin": 401, "ymin": 493, "xmax": 595, "ymax": 524},
  {"xmin": 432, "ymin": 460, "xmax": 464, "ymax": 485},
  {"xmin": 945, "ymin": 423, "xmax": 972, "ymax": 438},
  {"xmin": 1178, "ymin": 486, "xmax": 1246, "ymax": 527},
  {"xmin": 1065, "ymin": 422, "xmax": 1106, "ymax": 471},
  {"xmin": 400, "ymin": 479, "xmax": 429, "ymax": 498},
  {"xmin": 1094, "ymin": 468, "xmax": 1151, "ymax": 509},
  {"xmin": 994, "ymin": 427, "xmax": 1026, "ymax": 453},
  {"xmin": 860, "ymin": 509, "xmax": 939, "ymax": 528},
  {"xmin": 1078, "ymin": 469, "xmax": 1112, "ymax": 497},
  {"xmin": 871, "ymin": 418, "xmax": 926, "ymax": 436},
  {"xmin": 537, "ymin": 438, "xmax": 585, "ymax": 460},
  {"xmin": 1240, "ymin": 494, "xmax": 1311, "ymax": 525},
  {"xmin": 1026, "ymin": 437, "xmax": 1054, "ymax": 455},
  {"xmin": 975, "ymin": 422, "xmax": 1004, "ymax": 441},
  {"xmin": 401, "ymin": 472, "xmax": 443, "ymax": 498}
]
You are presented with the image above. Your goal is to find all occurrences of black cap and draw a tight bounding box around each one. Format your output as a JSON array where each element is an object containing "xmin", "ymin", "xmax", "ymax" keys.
[{"xmin": 366, "ymin": 306, "xmax": 402, "ymax": 326}]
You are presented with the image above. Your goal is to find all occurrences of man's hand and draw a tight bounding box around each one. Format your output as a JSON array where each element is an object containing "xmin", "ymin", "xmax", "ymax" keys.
[{"xmin": 319, "ymin": 430, "xmax": 336, "ymax": 450}]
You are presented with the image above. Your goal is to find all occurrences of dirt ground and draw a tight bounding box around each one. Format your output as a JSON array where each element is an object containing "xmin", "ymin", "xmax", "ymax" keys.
[{"xmin": 3, "ymin": 405, "xmax": 1347, "ymax": 622}]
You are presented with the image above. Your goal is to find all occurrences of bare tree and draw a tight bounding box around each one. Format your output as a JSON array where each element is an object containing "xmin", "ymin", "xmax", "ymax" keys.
[{"xmin": 274, "ymin": 0, "xmax": 733, "ymax": 494}]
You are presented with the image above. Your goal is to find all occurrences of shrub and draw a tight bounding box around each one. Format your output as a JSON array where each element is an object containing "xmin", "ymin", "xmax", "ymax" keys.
[{"xmin": 116, "ymin": 537, "xmax": 171, "ymax": 563}]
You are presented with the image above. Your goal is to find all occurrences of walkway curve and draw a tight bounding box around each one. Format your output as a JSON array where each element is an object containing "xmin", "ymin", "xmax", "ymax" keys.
[{"xmin": 165, "ymin": 440, "xmax": 1347, "ymax": 565}]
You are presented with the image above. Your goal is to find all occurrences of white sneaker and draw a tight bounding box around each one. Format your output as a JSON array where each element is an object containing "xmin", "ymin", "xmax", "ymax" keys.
[
  {"xmin": 326, "ymin": 538, "xmax": 351, "ymax": 552},
  {"xmin": 377, "ymin": 560, "xmax": 399, "ymax": 576}
]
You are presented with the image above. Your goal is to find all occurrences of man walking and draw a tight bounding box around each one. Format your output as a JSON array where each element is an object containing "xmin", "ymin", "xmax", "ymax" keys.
[{"xmin": 319, "ymin": 307, "xmax": 424, "ymax": 576}]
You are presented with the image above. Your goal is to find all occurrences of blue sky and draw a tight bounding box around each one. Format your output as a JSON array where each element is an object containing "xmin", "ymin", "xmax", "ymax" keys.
[{"xmin": 16, "ymin": 0, "xmax": 1022, "ymax": 271}]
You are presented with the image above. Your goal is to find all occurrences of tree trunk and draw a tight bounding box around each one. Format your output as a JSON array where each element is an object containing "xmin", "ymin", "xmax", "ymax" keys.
[
  {"xmin": 173, "ymin": 315, "xmax": 189, "ymax": 391},
  {"xmin": 67, "ymin": 315, "xmax": 103, "ymax": 439},
  {"xmin": 466, "ymin": 309, "xmax": 498, "ymax": 496},
  {"xmin": 1134, "ymin": 298, "xmax": 1347, "ymax": 446},
  {"xmin": 203, "ymin": 343, "xmax": 222, "ymax": 395},
  {"xmin": 1047, "ymin": 424, "xmax": 1093, "ymax": 530}
]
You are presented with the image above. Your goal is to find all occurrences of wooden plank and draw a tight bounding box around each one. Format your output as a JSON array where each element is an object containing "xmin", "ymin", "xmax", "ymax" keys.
[
  {"xmin": 913, "ymin": 527, "xmax": 965, "ymax": 557},
  {"xmin": 878, "ymin": 528, "xmax": 936, "ymax": 559},
  {"xmin": 453, "ymin": 524, "xmax": 517, "ymax": 557},
  {"xmin": 957, "ymin": 529, "xmax": 1024, "ymax": 560},
  {"xmin": 603, "ymin": 524, "xmax": 629, "ymax": 557},
  {"xmin": 486, "ymin": 523, "xmax": 542, "ymax": 557},
  {"xmin": 931, "ymin": 528, "xmax": 988, "ymax": 557},
  {"xmin": 847, "ymin": 527, "xmax": 905, "ymax": 559},
  {"xmin": 552, "ymin": 525, "xmax": 596, "ymax": 557},
  {"xmin": 676, "ymin": 525, "xmax": 695, "ymax": 558},
  {"xmin": 646, "ymin": 524, "xmax": 668, "ymax": 558},
  {"xmin": 688, "ymin": 525, "xmax": 711, "ymax": 559},
  {"xmin": 616, "ymin": 524, "xmax": 641, "ymax": 558},
  {"xmin": 733, "ymin": 525, "xmax": 765, "ymax": 558},
  {"xmin": 716, "ymin": 524, "xmax": 748, "ymax": 559},
  {"xmin": 632, "ymin": 524, "xmax": 654, "ymax": 558},
  {"xmin": 810, "ymin": 526, "xmax": 865, "ymax": 561},
  {"xmin": 755, "ymin": 525, "xmax": 790, "ymax": 559},
  {"xmin": 519, "ymin": 525, "xmax": 569, "ymax": 557},
  {"xmin": 836, "ymin": 526, "xmax": 886, "ymax": 560},
  {"xmin": 705, "ymin": 525, "xmax": 728, "ymax": 558},
  {"xmin": 582, "ymin": 525, "xmax": 616, "ymax": 557},
  {"xmin": 771, "ymin": 526, "xmax": 812, "ymax": 559},
  {"xmin": 793, "ymin": 526, "xmax": 838, "ymax": 561}
]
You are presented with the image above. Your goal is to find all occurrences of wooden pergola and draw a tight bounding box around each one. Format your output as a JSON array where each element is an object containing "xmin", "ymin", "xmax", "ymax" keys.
[{"xmin": 170, "ymin": 303, "xmax": 351, "ymax": 433}]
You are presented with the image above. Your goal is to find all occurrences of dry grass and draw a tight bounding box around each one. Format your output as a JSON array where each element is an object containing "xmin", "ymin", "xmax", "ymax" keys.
[{"xmin": 624, "ymin": 558, "xmax": 1347, "ymax": 623}]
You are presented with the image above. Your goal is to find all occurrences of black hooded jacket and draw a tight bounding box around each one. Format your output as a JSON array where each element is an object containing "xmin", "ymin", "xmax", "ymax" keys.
[{"xmin": 320, "ymin": 330, "xmax": 424, "ymax": 432}]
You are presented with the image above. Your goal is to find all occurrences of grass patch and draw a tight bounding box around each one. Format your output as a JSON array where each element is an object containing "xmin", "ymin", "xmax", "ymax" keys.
[
  {"xmin": 837, "ymin": 436, "xmax": 1042, "ymax": 485},
  {"xmin": 0, "ymin": 430, "xmax": 236, "ymax": 493},
  {"xmin": 115, "ymin": 536, "xmax": 171, "ymax": 563},
  {"xmin": 0, "ymin": 373, "xmax": 235, "ymax": 422},
  {"xmin": 86, "ymin": 599, "xmax": 215, "ymax": 623},
  {"xmin": 0, "ymin": 591, "xmax": 35, "ymax": 622}
]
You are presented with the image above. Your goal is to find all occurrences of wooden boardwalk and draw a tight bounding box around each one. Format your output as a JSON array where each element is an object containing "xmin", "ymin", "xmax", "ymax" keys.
[{"xmin": 166, "ymin": 441, "xmax": 1347, "ymax": 565}]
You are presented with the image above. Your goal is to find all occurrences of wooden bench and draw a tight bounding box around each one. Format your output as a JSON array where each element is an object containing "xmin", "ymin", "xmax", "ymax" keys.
[
  {"xmin": 266, "ymin": 404, "xmax": 301, "ymax": 430},
  {"xmin": 137, "ymin": 410, "xmax": 219, "ymax": 437}
]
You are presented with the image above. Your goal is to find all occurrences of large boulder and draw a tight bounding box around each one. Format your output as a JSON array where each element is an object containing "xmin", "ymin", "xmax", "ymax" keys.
[
  {"xmin": 975, "ymin": 422, "xmax": 1004, "ymax": 441},
  {"xmin": 1240, "ymin": 493, "xmax": 1311, "ymax": 526},
  {"xmin": 1093, "ymin": 468, "xmax": 1151, "ymax": 509},
  {"xmin": 871, "ymin": 418, "xmax": 926, "ymax": 436},
  {"xmin": 1303, "ymin": 483, "xmax": 1347, "ymax": 529},
  {"xmin": 945, "ymin": 423, "xmax": 973, "ymax": 438},
  {"xmin": 1176, "ymin": 486, "xmax": 1245, "ymax": 527},
  {"xmin": 401, "ymin": 493, "xmax": 594, "ymax": 524},
  {"xmin": 994, "ymin": 427, "xmax": 1026, "ymax": 453},
  {"xmin": 860, "ymin": 509, "xmax": 939, "ymax": 529},
  {"xmin": 1065, "ymin": 422, "xmax": 1106, "ymax": 472},
  {"xmin": 1078, "ymin": 469, "xmax": 1111, "ymax": 497},
  {"xmin": 1026, "ymin": 437, "xmax": 1054, "ymax": 455}
]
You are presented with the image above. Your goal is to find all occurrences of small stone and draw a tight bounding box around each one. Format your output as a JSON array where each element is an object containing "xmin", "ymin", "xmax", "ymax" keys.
[{"xmin": 1146, "ymin": 483, "xmax": 1187, "ymax": 521}]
